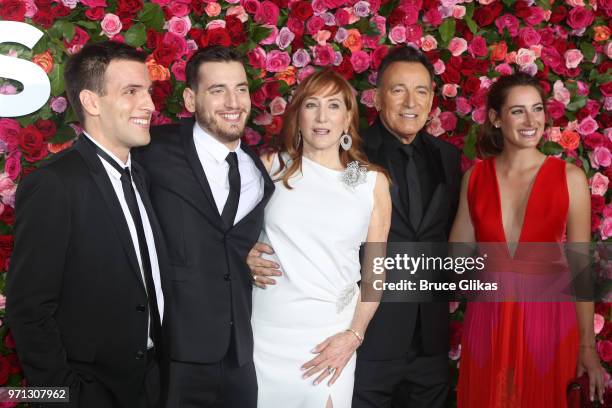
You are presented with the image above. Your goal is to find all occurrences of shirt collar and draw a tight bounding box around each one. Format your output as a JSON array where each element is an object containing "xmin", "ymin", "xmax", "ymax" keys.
[
  {"xmin": 193, "ymin": 122, "xmax": 242, "ymax": 164},
  {"xmin": 82, "ymin": 132, "xmax": 131, "ymax": 178}
]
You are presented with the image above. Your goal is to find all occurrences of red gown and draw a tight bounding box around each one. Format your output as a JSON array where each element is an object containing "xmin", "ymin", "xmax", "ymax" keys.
[{"xmin": 457, "ymin": 156, "xmax": 579, "ymax": 408}]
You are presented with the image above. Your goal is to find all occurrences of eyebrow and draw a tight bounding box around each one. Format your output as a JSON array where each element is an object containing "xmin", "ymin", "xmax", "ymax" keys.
[
  {"xmin": 507, "ymin": 103, "xmax": 544, "ymax": 109},
  {"xmin": 207, "ymin": 82, "xmax": 249, "ymax": 90},
  {"xmin": 121, "ymin": 84, "xmax": 147, "ymax": 89}
]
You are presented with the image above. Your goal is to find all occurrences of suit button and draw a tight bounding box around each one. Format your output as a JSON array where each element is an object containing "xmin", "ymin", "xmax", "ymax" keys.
[
  {"xmin": 136, "ymin": 304, "xmax": 146, "ymax": 312},
  {"xmin": 135, "ymin": 350, "xmax": 145, "ymax": 360},
  {"xmin": 229, "ymin": 320, "xmax": 234, "ymax": 325},
  {"xmin": 224, "ymin": 274, "xmax": 231, "ymax": 281}
]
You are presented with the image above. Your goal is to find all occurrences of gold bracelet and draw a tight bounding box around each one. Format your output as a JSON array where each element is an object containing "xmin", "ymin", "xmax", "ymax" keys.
[{"xmin": 346, "ymin": 328, "xmax": 363, "ymax": 343}]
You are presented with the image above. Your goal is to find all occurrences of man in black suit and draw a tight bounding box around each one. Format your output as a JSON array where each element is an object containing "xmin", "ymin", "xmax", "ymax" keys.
[
  {"xmin": 353, "ymin": 46, "xmax": 461, "ymax": 408},
  {"xmin": 247, "ymin": 46, "xmax": 461, "ymax": 407},
  {"xmin": 133, "ymin": 46, "xmax": 274, "ymax": 408},
  {"xmin": 6, "ymin": 41, "xmax": 168, "ymax": 408}
]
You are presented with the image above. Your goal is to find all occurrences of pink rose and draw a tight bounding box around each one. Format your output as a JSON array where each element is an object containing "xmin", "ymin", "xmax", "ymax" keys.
[
  {"xmin": 495, "ymin": 63, "xmax": 514, "ymax": 75},
  {"xmin": 265, "ymin": 50, "xmax": 290, "ymax": 73},
  {"xmin": 546, "ymin": 99, "xmax": 566, "ymax": 120},
  {"xmin": 519, "ymin": 27, "xmax": 541, "ymax": 47},
  {"xmin": 495, "ymin": 14, "xmax": 520, "ymax": 37},
  {"xmin": 350, "ymin": 50, "xmax": 371, "ymax": 73},
  {"xmin": 439, "ymin": 111, "xmax": 457, "ymax": 131},
  {"xmin": 205, "ymin": 3, "xmax": 222, "ymax": 17},
  {"xmin": 471, "ymin": 107, "xmax": 487, "ymax": 124},
  {"xmin": 306, "ymin": 16, "xmax": 325, "ymax": 36},
  {"xmin": 456, "ymin": 97, "xmax": 472, "ymax": 115},
  {"xmin": 81, "ymin": 0, "xmax": 106, "ymax": 6},
  {"xmin": 370, "ymin": 15, "xmax": 386, "ymax": 37},
  {"xmin": 227, "ymin": 6, "xmax": 248, "ymax": 22},
  {"xmin": 442, "ymin": 84, "xmax": 458, "ymax": 98},
  {"xmin": 577, "ymin": 81, "xmax": 590, "ymax": 96},
  {"xmin": 388, "ymin": 25, "xmax": 406, "ymax": 45},
  {"xmin": 468, "ymin": 36, "xmax": 488, "ymax": 57},
  {"xmin": 433, "ymin": 59, "xmax": 445, "ymax": 75},
  {"xmin": 259, "ymin": 25, "xmax": 278, "ymax": 45},
  {"xmin": 405, "ymin": 25, "xmax": 423, "ymax": 43},
  {"xmin": 541, "ymin": 47, "xmax": 562, "ymax": 69},
  {"xmin": 254, "ymin": 1, "xmax": 279, "ymax": 25},
  {"xmin": 242, "ymin": 0, "xmax": 260, "ymax": 15},
  {"xmin": 423, "ymin": 8, "xmax": 442, "ymax": 26},
  {"xmin": 523, "ymin": 6, "xmax": 547, "ymax": 26},
  {"xmin": 0, "ymin": 84, "xmax": 17, "ymax": 95},
  {"xmin": 597, "ymin": 340, "xmax": 612, "ymax": 362},
  {"xmin": 564, "ymin": 49, "xmax": 584, "ymax": 69},
  {"xmin": 0, "ymin": 119, "xmax": 20, "ymax": 153},
  {"xmin": 243, "ymin": 127, "xmax": 261, "ymax": 146},
  {"xmin": 50, "ymin": 97, "xmax": 67, "ymax": 113},
  {"xmin": 567, "ymin": 6, "xmax": 594, "ymax": 30},
  {"xmin": 5, "ymin": 151, "xmax": 20, "ymax": 181},
  {"xmin": 270, "ymin": 96, "xmax": 287, "ymax": 116},
  {"xmin": 577, "ymin": 115, "xmax": 598, "ymax": 135},
  {"xmin": 313, "ymin": 44, "xmax": 334, "ymax": 66},
  {"xmin": 360, "ymin": 89, "xmax": 376, "ymax": 108},
  {"xmin": 591, "ymin": 147, "xmax": 611, "ymax": 168},
  {"xmin": 421, "ymin": 35, "xmax": 437, "ymax": 52},
  {"xmin": 449, "ymin": 345, "xmax": 461, "ymax": 361},
  {"xmin": 452, "ymin": 5, "xmax": 466, "ymax": 19},
  {"xmin": 553, "ymin": 81, "xmax": 571, "ymax": 106},
  {"xmin": 101, "ymin": 13, "xmax": 122, "ymax": 38},
  {"xmin": 276, "ymin": 27, "xmax": 295, "ymax": 50},
  {"xmin": 166, "ymin": 16, "xmax": 191, "ymax": 37},
  {"xmin": 247, "ymin": 47, "xmax": 267, "ymax": 70},
  {"xmin": 171, "ymin": 59, "xmax": 186, "ymax": 81},
  {"xmin": 292, "ymin": 49, "xmax": 311, "ymax": 68},
  {"xmin": 590, "ymin": 172, "xmax": 609, "ymax": 196},
  {"xmin": 516, "ymin": 48, "xmax": 536, "ymax": 67},
  {"xmin": 311, "ymin": 0, "xmax": 327, "ymax": 14},
  {"xmin": 253, "ymin": 111, "xmax": 272, "ymax": 126},
  {"xmin": 168, "ymin": 2, "xmax": 190, "ymax": 17},
  {"xmin": 0, "ymin": 176, "xmax": 16, "ymax": 207},
  {"xmin": 312, "ymin": 30, "xmax": 331, "ymax": 45},
  {"xmin": 334, "ymin": 27, "xmax": 348, "ymax": 43},
  {"xmin": 448, "ymin": 37, "xmax": 468, "ymax": 57},
  {"xmin": 449, "ymin": 301, "xmax": 459, "ymax": 313},
  {"xmin": 353, "ymin": 0, "xmax": 370, "ymax": 17},
  {"xmin": 546, "ymin": 127, "xmax": 562, "ymax": 143},
  {"xmin": 427, "ymin": 116, "xmax": 445, "ymax": 137},
  {"xmin": 335, "ymin": 8, "xmax": 351, "ymax": 26},
  {"xmin": 519, "ymin": 63, "xmax": 538, "ymax": 76},
  {"xmin": 402, "ymin": 4, "xmax": 419, "ymax": 25},
  {"xmin": 600, "ymin": 217, "xmax": 612, "ymax": 240},
  {"xmin": 297, "ymin": 66, "xmax": 316, "ymax": 82}
]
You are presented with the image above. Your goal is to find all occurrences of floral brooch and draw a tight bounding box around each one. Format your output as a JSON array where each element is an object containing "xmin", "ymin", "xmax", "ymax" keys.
[{"xmin": 340, "ymin": 161, "xmax": 367, "ymax": 190}]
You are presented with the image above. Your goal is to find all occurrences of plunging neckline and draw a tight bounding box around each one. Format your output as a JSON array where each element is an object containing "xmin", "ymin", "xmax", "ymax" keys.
[{"xmin": 492, "ymin": 156, "xmax": 550, "ymax": 245}]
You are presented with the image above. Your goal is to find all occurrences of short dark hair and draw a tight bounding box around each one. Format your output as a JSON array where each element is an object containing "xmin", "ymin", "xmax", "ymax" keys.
[
  {"xmin": 376, "ymin": 45, "xmax": 435, "ymax": 87},
  {"xmin": 477, "ymin": 73, "xmax": 548, "ymax": 157},
  {"xmin": 185, "ymin": 46, "xmax": 246, "ymax": 91},
  {"xmin": 64, "ymin": 41, "xmax": 146, "ymax": 124}
]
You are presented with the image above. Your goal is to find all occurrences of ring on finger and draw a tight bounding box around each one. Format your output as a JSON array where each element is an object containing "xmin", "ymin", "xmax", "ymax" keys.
[
  {"xmin": 327, "ymin": 367, "xmax": 335, "ymax": 375},
  {"xmin": 253, "ymin": 275, "xmax": 258, "ymax": 281}
]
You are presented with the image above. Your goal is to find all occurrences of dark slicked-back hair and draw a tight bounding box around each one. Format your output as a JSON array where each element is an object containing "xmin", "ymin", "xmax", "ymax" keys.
[
  {"xmin": 477, "ymin": 73, "xmax": 548, "ymax": 157},
  {"xmin": 64, "ymin": 41, "xmax": 146, "ymax": 124},
  {"xmin": 185, "ymin": 46, "xmax": 246, "ymax": 91},
  {"xmin": 376, "ymin": 45, "xmax": 435, "ymax": 87}
]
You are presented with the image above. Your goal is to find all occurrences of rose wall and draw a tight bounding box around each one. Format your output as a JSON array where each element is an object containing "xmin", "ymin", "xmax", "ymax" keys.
[{"xmin": 0, "ymin": 0, "xmax": 611, "ymax": 405}]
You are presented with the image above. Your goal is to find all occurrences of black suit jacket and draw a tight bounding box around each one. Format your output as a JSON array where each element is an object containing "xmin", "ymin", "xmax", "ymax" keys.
[
  {"xmin": 133, "ymin": 118, "xmax": 274, "ymax": 366},
  {"xmin": 6, "ymin": 138, "xmax": 171, "ymax": 407},
  {"xmin": 358, "ymin": 119, "xmax": 461, "ymax": 359}
]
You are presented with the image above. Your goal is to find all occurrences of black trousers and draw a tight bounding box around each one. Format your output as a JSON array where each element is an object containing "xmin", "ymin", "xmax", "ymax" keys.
[
  {"xmin": 353, "ymin": 334, "xmax": 449, "ymax": 408},
  {"xmin": 165, "ymin": 351, "xmax": 257, "ymax": 408}
]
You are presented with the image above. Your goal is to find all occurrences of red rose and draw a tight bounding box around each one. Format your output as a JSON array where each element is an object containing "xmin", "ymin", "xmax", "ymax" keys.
[
  {"xmin": 441, "ymin": 66, "xmax": 460, "ymax": 84},
  {"xmin": 462, "ymin": 76, "xmax": 481, "ymax": 95},
  {"xmin": 226, "ymin": 16, "xmax": 246, "ymax": 46},
  {"xmin": 468, "ymin": 36, "xmax": 488, "ymax": 57},
  {"xmin": 32, "ymin": 9, "xmax": 55, "ymax": 28},
  {"xmin": 599, "ymin": 0, "xmax": 612, "ymax": 17},
  {"xmin": 6, "ymin": 353, "xmax": 21, "ymax": 375},
  {"xmin": 151, "ymin": 81, "xmax": 172, "ymax": 112},
  {"xmin": 371, "ymin": 45, "xmax": 389, "ymax": 70},
  {"xmin": 264, "ymin": 116, "xmax": 283, "ymax": 136},
  {"xmin": 291, "ymin": 1, "xmax": 313, "ymax": 20},
  {"xmin": 0, "ymin": 0, "xmax": 26, "ymax": 21},
  {"xmin": 549, "ymin": 5, "xmax": 567, "ymax": 24},
  {"xmin": 591, "ymin": 213, "xmax": 601, "ymax": 233},
  {"xmin": 200, "ymin": 28, "xmax": 231, "ymax": 48},
  {"xmin": 116, "ymin": 0, "xmax": 143, "ymax": 17},
  {"xmin": 388, "ymin": 8, "xmax": 406, "ymax": 27},
  {"xmin": 423, "ymin": 8, "xmax": 442, "ymax": 26},
  {"xmin": 538, "ymin": 27, "xmax": 555, "ymax": 47},
  {"xmin": 441, "ymin": 98, "xmax": 456, "ymax": 112},
  {"xmin": 599, "ymin": 61, "xmax": 612, "ymax": 74},
  {"xmin": 597, "ymin": 340, "xmax": 612, "ymax": 363},
  {"xmin": 18, "ymin": 125, "xmax": 45, "ymax": 157},
  {"xmin": 251, "ymin": 89, "xmax": 266, "ymax": 109},
  {"xmin": 51, "ymin": 3, "xmax": 71, "ymax": 18},
  {"xmin": 0, "ymin": 355, "xmax": 9, "ymax": 386},
  {"xmin": 35, "ymin": 119, "xmax": 57, "ymax": 141},
  {"xmin": 262, "ymin": 81, "xmax": 281, "ymax": 99},
  {"xmin": 540, "ymin": 47, "xmax": 562, "ymax": 69},
  {"xmin": 153, "ymin": 43, "xmax": 178, "ymax": 67},
  {"xmin": 187, "ymin": 28, "xmax": 203, "ymax": 44},
  {"xmin": 254, "ymin": 0, "xmax": 280, "ymax": 26},
  {"xmin": 567, "ymin": 6, "xmax": 594, "ymax": 30},
  {"xmin": 0, "ymin": 206, "xmax": 15, "ymax": 226},
  {"xmin": 473, "ymin": 2, "xmax": 503, "ymax": 27},
  {"xmin": 85, "ymin": 7, "xmax": 105, "ymax": 21},
  {"xmin": 0, "ymin": 235, "xmax": 13, "ymax": 270},
  {"xmin": 333, "ymin": 56, "xmax": 355, "ymax": 81},
  {"xmin": 4, "ymin": 331, "xmax": 15, "ymax": 349},
  {"xmin": 191, "ymin": 0, "xmax": 206, "ymax": 16},
  {"xmin": 287, "ymin": 17, "xmax": 304, "ymax": 37},
  {"xmin": 591, "ymin": 195, "xmax": 605, "ymax": 214},
  {"xmin": 600, "ymin": 82, "xmax": 612, "ymax": 97},
  {"xmin": 546, "ymin": 99, "xmax": 566, "ymax": 120}
]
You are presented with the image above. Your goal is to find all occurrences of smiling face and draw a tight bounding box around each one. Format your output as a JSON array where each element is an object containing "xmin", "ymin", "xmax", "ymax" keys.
[
  {"xmin": 92, "ymin": 59, "xmax": 154, "ymax": 156},
  {"xmin": 183, "ymin": 61, "xmax": 251, "ymax": 147},
  {"xmin": 375, "ymin": 61, "xmax": 434, "ymax": 143},
  {"xmin": 298, "ymin": 90, "xmax": 351, "ymax": 154},
  {"xmin": 491, "ymin": 85, "xmax": 545, "ymax": 150}
]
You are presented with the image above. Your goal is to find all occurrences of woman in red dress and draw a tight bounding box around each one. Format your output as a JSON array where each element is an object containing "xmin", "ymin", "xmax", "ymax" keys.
[{"xmin": 451, "ymin": 73, "xmax": 605, "ymax": 407}]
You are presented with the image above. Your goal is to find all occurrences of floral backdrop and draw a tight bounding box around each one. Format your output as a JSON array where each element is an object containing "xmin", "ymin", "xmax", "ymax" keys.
[{"xmin": 0, "ymin": 0, "xmax": 611, "ymax": 405}]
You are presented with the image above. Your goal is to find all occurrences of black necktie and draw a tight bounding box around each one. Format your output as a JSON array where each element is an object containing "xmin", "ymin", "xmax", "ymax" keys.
[
  {"xmin": 84, "ymin": 137, "xmax": 162, "ymax": 347},
  {"xmin": 402, "ymin": 144, "xmax": 423, "ymax": 230},
  {"xmin": 222, "ymin": 152, "xmax": 241, "ymax": 227}
]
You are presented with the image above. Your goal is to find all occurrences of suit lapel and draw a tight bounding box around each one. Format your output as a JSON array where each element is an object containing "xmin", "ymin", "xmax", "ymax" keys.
[
  {"xmin": 74, "ymin": 138, "xmax": 146, "ymax": 292},
  {"xmin": 179, "ymin": 119, "xmax": 222, "ymax": 223}
]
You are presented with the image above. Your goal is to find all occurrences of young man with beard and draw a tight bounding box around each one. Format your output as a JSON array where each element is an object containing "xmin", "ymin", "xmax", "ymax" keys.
[
  {"xmin": 133, "ymin": 46, "xmax": 274, "ymax": 408},
  {"xmin": 247, "ymin": 46, "xmax": 461, "ymax": 407},
  {"xmin": 7, "ymin": 41, "xmax": 168, "ymax": 408}
]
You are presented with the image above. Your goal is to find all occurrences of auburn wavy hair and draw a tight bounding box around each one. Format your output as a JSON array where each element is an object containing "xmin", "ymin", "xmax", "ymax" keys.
[{"xmin": 273, "ymin": 69, "xmax": 387, "ymax": 188}]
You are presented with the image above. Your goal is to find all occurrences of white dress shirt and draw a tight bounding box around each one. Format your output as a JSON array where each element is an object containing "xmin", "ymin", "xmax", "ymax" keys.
[
  {"xmin": 193, "ymin": 123, "xmax": 264, "ymax": 223},
  {"xmin": 83, "ymin": 133, "xmax": 164, "ymax": 349}
]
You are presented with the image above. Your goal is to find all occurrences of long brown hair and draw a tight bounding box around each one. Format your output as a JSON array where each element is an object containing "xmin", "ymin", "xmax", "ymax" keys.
[
  {"xmin": 477, "ymin": 73, "xmax": 548, "ymax": 158},
  {"xmin": 274, "ymin": 69, "xmax": 387, "ymax": 188}
]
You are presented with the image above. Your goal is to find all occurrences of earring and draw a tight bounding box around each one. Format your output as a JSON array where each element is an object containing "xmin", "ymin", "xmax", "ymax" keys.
[
  {"xmin": 494, "ymin": 122, "xmax": 501, "ymax": 128},
  {"xmin": 340, "ymin": 132, "xmax": 352, "ymax": 151},
  {"xmin": 296, "ymin": 130, "xmax": 302, "ymax": 149}
]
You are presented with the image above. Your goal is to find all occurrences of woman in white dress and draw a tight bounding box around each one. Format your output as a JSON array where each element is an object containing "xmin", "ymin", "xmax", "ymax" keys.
[{"xmin": 250, "ymin": 70, "xmax": 392, "ymax": 408}]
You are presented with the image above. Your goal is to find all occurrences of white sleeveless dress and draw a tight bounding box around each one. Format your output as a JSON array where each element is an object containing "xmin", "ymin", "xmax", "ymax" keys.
[{"xmin": 252, "ymin": 154, "xmax": 376, "ymax": 408}]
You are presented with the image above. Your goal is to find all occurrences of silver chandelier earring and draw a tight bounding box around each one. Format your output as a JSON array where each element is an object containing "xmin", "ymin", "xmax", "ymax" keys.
[{"xmin": 340, "ymin": 132, "xmax": 352, "ymax": 151}]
